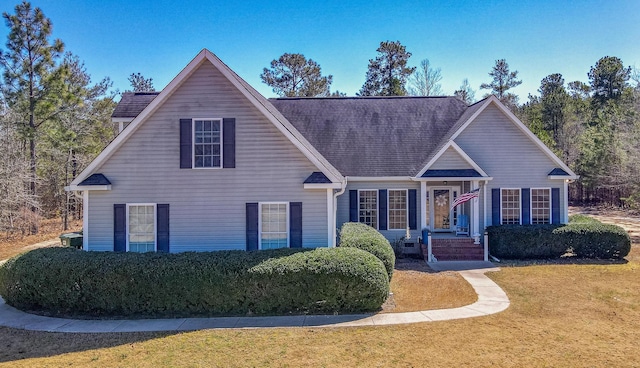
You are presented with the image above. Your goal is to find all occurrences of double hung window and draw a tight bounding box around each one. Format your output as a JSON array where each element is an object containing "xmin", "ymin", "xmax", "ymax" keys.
[
  {"xmin": 127, "ymin": 204, "xmax": 156, "ymax": 252},
  {"xmin": 358, "ymin": 190, "xmax": 378, "ymax": 228},
  {"xmin": 193, "ymin": 119, "xmax": 222, "ymax": 168},
  {"xmin": 501, "ymin": 189, "xmax": 521, "ymax": 225},
  {"xmin": 531, "ymin": 188, "xmax": 551, "ymax": 224},
  {"xmin": 260, "ymin": 203, "xmax": 289, "ymax": 249},
  {"xmin": 388, "ymin": 190, "xmax": 408, "ymax": 230}
]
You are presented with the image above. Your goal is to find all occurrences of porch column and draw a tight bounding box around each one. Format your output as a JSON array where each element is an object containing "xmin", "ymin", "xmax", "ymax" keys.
[
  {"xmin": 420, "ymin": 181, "xmax": 427, "ymax": 230},
  {"xmin": 472, "ymin": 180, "xmax": 480, "ymax": 243}
]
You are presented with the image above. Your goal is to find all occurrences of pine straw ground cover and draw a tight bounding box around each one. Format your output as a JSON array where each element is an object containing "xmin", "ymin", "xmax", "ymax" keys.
[{"xmin": 1, "ymin": 210, "xmax": 639, "ymax": 367}]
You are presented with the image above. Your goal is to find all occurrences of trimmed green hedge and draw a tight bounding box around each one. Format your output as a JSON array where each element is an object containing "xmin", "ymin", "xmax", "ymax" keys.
[
  {"xmin": 339, "ymin": 222, "xmax": 395, "ymax": 280},
  {"xmin": 487, "ymin": 224, "xmax": 567, "ymax": 259},
  {"xmin": 0, "ymin": 247, "xmax": 389, "ymax": 318},
  {"xmin": 487, "ymin": 218, "xmax": 631, "ymax": 260},
  {"xmin": 556, "ymin": 223, "xmax": 631, "ymax": 259}
]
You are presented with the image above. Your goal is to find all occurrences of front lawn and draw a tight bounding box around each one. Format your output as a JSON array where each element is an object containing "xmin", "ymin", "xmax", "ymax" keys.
[
  {"xmin": 2, "ymin": 254, "xmax": 638, "ymax": 367},
  {"xmin": 0, "ymin": 210, "xmax": 638, "ymax": 367}
]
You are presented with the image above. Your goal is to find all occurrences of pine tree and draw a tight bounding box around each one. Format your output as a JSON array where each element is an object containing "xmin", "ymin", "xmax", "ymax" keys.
[{"xmin": 359, "ymin": 41, "xmax": 415, "ymax": 96}]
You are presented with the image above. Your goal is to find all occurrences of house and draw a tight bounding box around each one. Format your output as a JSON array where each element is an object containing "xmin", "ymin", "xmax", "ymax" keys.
[{"xmin": 67, "ymin": 49, "xmax": 578, "ymax": 261}]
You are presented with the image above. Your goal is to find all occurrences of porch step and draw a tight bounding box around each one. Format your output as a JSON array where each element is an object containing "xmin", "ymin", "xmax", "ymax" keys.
[{"xmin": 423, "ymin": 238, "xmax": 484, "ymax": 261}]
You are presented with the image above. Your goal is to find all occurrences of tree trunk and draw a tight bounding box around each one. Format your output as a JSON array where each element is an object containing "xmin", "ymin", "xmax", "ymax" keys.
[{"xmin": 28, "ymin": 126, "xmax": 38, "ymax": 234}]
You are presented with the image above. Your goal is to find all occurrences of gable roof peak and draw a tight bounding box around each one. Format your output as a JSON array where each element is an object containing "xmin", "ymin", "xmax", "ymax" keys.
[{"xmin": 72, "ymin": 48, "xmax": 344, "ymax": 187}]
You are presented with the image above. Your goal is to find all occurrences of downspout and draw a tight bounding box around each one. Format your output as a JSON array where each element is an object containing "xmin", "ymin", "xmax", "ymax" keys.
[{"xmin": 332, "ymin": 177, "xmax": 348, "ymax": 247}]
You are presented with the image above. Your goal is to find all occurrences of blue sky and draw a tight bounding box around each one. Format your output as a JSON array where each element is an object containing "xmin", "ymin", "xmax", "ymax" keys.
[{"xmin": 2, "ymin": 0, "xmax": 639, "ymax": 101}]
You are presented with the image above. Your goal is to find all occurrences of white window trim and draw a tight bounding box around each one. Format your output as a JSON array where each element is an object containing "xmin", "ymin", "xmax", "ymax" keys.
[
  {"xmin": 192, "ymin": 118, "xmax": 223, "ymax": 169},
  {"xmin": 125, "ymin": 203, "xmax": 157, "ymax": 252},
  {"xmin": 387, "ymin": 189, "xmax": 409, "ymax": 231},
  {"xmin": 258, "ymin": 202, "xmax": 290, "ymax": 250},
  {"xmin": 357, "ymin": 189, "xmax": 379, "ymax": 230},
  {"xmin": 500, "ymin": 188, "xmax": 521, "ymax": 225},
  {"xmin": 530, "ymin": 187, "xmax": 552, "ymax": 225}
]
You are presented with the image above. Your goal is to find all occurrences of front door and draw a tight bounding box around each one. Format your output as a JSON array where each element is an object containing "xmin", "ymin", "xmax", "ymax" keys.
[
  {"xmin": 430, "ymin": 187, "xmax": 459, "ymax": 232},
  {"xmin": 433, "ymin": 189, "xmax": 451, "ymax": 231}
]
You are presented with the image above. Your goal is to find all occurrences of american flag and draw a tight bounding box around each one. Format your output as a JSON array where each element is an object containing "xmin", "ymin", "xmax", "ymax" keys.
[{"xmin": 450, "ymin": 188, "xmax": 480, "ymax": 210}]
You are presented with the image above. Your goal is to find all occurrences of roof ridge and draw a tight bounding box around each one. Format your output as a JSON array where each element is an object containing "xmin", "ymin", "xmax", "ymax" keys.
[{"xmin": 269, "ymin": 96, "xmax": 458, "ymax": 101}]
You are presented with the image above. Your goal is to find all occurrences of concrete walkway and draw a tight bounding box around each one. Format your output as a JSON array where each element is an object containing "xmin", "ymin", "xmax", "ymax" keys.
[{"xmin": 0, "ymin": 261, "xmax": 509, "ymax": 333}]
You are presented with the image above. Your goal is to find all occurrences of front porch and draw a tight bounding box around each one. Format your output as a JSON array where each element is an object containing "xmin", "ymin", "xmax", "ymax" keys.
[
  {"xmin": 420, "ymin": 234, "xmax": 485, "ymax": 261},
  {"xmin": 418, "ymin": 178, "xmax": 489, "ymax": 261}
]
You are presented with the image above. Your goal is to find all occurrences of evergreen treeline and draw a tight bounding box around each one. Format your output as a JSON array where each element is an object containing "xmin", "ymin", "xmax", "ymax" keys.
[
  {"xmin": 0, "ymin": 2, "xmax": 116, "ymax": 235},
  {"xmin": 518, "ymin": 57, "xmax": 640, "ymax": 208}
]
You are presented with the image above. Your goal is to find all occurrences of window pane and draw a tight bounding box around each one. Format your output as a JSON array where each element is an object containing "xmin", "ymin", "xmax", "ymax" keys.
[
  {"xmin": 129, "ymin": 205, "xmax": 155, "ymax": 252},
  {"xmin": 260, "ymin": 203, "xmax": 288, "ymax": 249},
  {"xmin": 501, "ymin": 189, "xmax": 520, "ymax": 225},
  {"xmin": 193, "ymin": 119, "xmax": 222, "ymax": 168},
  {"xmin": 531, "ymin": 189, "xmax": 551, "ymax": 224},
  {"xmin": 358, "ymin": 190, "xmax": 378, "ymax": 228},
  {"xmin": 388, "ymin": 190, "xmax": 407, "ymax": 229}
]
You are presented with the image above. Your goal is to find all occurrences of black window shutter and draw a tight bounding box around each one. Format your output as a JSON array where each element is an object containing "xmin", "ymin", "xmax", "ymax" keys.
[
  {"xmin": 551, "ymin": 188, "xmax": 561, "ymax": 224},
  {"xmin": 114, "ymin": 204, "xmax": 126, "ymax": 252},
  {"xmin": 246, "ymin": 203, "xmax": 259, "ymax": 251},
  {"xmin": 491, "ymin": 188, "xmax": 500, "ymax": 225},
  {"xmin": 408, "ymin": 189, "xmax": 417, "ymax": 230},
  {"xmin": 289, "ymin": 202, "xmax": 303, "ymax": 248},
  {"xmin": 223, "ymin": 118, "xmax": 236, "ymax": 168},
  {"xmin": 349, "ymin": 190, "xmax": 358, "ymax": 222},
  {"xmin": 521, "ymin": 188, "xmax": 530, "ymax": 225},
  {"xmin": 379, "ymin": 189, "xmax": 388, "ymax": 230},
  {"xmin": 157, "ymin": 204, "xmax": 170, "ymax": 253},
  {"xmin": 179, "ymin": 119, "xmax": 192, "ymax": 169}
]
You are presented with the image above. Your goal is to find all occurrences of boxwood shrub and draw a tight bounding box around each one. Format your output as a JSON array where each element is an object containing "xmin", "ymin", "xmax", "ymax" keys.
[
  {"xmin": 487, "ymin": 219, "xmax": 631, "ymax": 260},
  {"xmin": 0, "ymin": 246, "xmax": 389, "ymax": 318},
  {"xmin": 556, "ymin": 223, "xmax": 631, "ymax": 259},
  {"xmin": 339, "ymin": 222, "xmax": 395, "ymax": 280},
  {"xmin": 487, "ymin": 224, "xmax": 567, "ymax": 259}
]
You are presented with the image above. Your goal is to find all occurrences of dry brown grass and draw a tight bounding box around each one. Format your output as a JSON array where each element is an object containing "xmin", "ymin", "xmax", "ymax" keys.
[
  {"xmin": 1, "ymin": 208, "xmax": 639, "ymax": 367},
  {"xmin": 2, "ymin": 260, "xmax": 638, "ymax": 367},
  {"xmin": 0, "ymin": 263, "xmax": 640, "ymax": 367},
  {"xmin": 382, "ymin": 259, "xmax": 476, "ymax": 313},
  {"xmin": 0, "ymin": 218, "xmax": 81, "ymax": 261}
]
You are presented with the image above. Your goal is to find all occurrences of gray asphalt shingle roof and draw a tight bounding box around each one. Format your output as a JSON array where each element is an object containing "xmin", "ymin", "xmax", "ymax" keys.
[
  {"xmin": 79, "ymin": 173, "xmax": 111, "ymax": 186},
  {"xmin": 548, "ymin": 168, "xmax": 570, "ymax": 176},
  {"xmin": 112, "ymin": 92, "xmax": 160, "ymax": 118},
  {"xmin": 269, "ymin": 97, "xmax": 469, "ymax": 177},
  {"xmin": 303, "ymin": 172, "xmax": 332, "ymax": 184},
  {"xmin": 422, "ymin": 169, "xmax": 482, "ymax": 178}
]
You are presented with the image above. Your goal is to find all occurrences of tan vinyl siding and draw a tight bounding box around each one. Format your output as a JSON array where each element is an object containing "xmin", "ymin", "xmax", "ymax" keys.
[
  {"xmin": 337, "ymin": 181, "xmax": 421, "ymax": 241},
  {"xmin": 87, "ymin": 62, "xmax": 327, "ymax": 251},
  {"xmin": 429, "ymin": 146, "xmax": 474, "ymax": 170},
  {"xmin": 455, "ymin": 104, "xmax": 566, "ymax": 225}
]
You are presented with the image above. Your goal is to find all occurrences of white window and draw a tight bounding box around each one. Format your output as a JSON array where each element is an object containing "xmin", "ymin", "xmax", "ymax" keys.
[
  {"xmin": 531, "ymin": 188, "xmax": 551, "ymax": 224},
  {"xmin": 358, "ymin": 190, "xmax": 378, "ymax": 228},
  {"xmin": 388, "ymin": 189, "xmax": 408, "ymax": 230},
  {"xmin": 127, "ymin": 204, "xmax": 156, "ymax": 252},
  {"xmin": 259, "ymin": 202, "xmax": 289, "ymax": 250},
  {"xmin": 501, "ymin": 189, "xmax": 521, "ymax": 225},
  {"xmin": 193, "ymin": 119, "xmax": 222, "ymax": 168}
]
